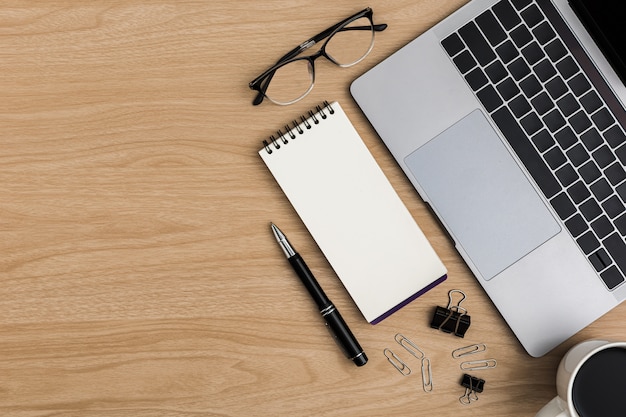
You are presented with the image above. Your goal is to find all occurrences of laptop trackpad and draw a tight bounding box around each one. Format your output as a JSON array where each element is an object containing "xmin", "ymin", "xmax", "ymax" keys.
[{"xmin": 405, "ymin": 110, "xmax": 561, "ymax": 280}]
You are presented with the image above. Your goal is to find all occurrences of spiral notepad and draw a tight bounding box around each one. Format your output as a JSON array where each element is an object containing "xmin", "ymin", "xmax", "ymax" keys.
[{"xmin": 259, "ymin": 101, "xmax": 447, "ymax": 324}]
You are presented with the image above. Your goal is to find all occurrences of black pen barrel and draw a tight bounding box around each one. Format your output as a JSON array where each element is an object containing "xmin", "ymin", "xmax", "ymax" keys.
[
  {"xmin": 272, "ymin": 223, "xmax": 367, "ymax": 367},
  {"xmin": 288, "ymin": 253, "xmax": 367, "ymax": 366},
  {"xmin": 323, "ymin": 307, "xmax": 368, "ymax": 366},
  {"xmin": 288, "ymin": 253, "xmax": 331, "ymax": 309}
]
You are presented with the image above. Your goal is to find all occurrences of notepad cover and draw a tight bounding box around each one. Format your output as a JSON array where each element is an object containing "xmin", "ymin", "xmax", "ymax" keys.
[{"xmin": 259, "ymin": 101, "xmax": 447, "ymax": 323}]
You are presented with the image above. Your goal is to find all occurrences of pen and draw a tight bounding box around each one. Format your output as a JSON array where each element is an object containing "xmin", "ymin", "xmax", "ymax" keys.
[{"xmin": 270, "ymin": 223, "xmax": 367, "ymax": 367}]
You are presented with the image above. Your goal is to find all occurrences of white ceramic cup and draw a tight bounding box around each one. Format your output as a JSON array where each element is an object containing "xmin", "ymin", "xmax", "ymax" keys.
[{"xmin": 535, "ymin": 340, "xmax": 626, "ymax": 417}]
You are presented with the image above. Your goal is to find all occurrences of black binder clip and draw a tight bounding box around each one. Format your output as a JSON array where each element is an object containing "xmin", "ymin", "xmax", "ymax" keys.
[
  {"xmin": 459, "ymin": 373, "xmax": 485, "ymax": 405},
  {"xmin": 430, "ymin": 289, "xmax": 470, "ymax": 337}
]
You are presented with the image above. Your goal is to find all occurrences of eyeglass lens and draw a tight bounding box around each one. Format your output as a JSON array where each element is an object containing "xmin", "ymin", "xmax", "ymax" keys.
[{"xmin": 263, "ymin": 15, "xmax": 375, "ymax": 105}]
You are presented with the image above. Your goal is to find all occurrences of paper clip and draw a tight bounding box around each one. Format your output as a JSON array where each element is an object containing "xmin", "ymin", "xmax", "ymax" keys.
[
  {"xmin": 384, "ymin": 348, "xmax": 411, "ymax": 376},
  {"xmin": 394, "ymin": 333, "xmax": 425, "ymax": 359},
  {"xmin": 460, "ymin": 359, "xmax": 497, "ymax": 370},
  {"xmin": 421, "ymin": 357, "xmax": 433, "ymax": 392},
  {"xmin": 459, "ymin": 374, "xmax": 485, "ymax": 405},
  {"xmin": 452, "ymin": 343, "xmax": 487, "ymax": 358},
  {"xmin": 430, "ymin": 289, "xmax": 471, "ymax": 337}
]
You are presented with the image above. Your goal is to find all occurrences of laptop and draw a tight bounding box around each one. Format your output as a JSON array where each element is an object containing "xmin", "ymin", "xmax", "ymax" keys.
[{"xmin": 351, "ymin": 0, "xmax": 626, "ymax": 357}]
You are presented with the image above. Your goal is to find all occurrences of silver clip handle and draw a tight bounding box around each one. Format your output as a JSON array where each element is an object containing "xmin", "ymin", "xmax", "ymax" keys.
[
  {"xmin": 460, "ymin": 359, "xmax": 497, "ymax": 370},
  {"xmin": 383, "ymin": 348, "xmax": 411, "ymax": 376}
]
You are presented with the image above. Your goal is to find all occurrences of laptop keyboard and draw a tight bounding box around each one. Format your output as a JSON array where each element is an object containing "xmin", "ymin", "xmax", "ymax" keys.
[{"xmin": 442, "ymin": 0, "xmax": 626, "ymax": 290}]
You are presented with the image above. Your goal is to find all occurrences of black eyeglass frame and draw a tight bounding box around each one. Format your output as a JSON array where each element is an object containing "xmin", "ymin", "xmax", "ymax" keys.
[{"xmin": 249, "ymin": 8, "xmax": 387, "ymax": 106}]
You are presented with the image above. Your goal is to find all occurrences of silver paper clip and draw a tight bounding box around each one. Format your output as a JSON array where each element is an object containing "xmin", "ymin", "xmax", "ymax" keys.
[
  {"xmin": 384, "ymin": 348, "xmax": 411, "ymax": 376},
  {"xmin": 421, "ymin": 357, "xmax": 433, "ymax": 392},
  {"xmin": 395, "ymin": 333, "xmax": 425, "ymax": 359},
  {"xmin": 460, "ymin": 359, "xmax": 498, "ymax": 370},
  {"xmin": 452, "ymin": 343, "xmax": 487, "ymax": 358}
]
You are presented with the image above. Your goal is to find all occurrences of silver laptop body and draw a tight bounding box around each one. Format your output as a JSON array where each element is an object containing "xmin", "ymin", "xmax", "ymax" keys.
[{"xmin": 351, "ymin": 0, "xmax": 626, "ymax": 356}]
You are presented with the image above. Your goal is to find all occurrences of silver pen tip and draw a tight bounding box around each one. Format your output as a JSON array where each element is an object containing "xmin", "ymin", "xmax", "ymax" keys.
[
  {"xmin": 270, "ymin": 222, "xmax": 295, "ymax": 258},
  {"xmin": 270, "ymin": 222, "xmax": 281, "ymax": 238}
]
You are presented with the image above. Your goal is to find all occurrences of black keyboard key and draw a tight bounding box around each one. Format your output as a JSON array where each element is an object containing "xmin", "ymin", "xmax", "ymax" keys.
[
  {"xmin": 442, "ymin": 33, "xmax": 465, "ymax": 57},
  {"xmin": 568, "ymin": 73, "xmax": 591, "ymax": 97},
  {"xmin": 555, "ymin": 126, "xmax": 577, "ymax": 149},
  {"xmin": 600, "ymin": 266, "xmax": 624, "ymax": 290},
  {"xmin": 565, "ymin": 214, "xmax": 588, "ymax": 237},
  {"xmin": 592, "ymin": 215, "xmax": 614, "ymax": 239},
  {"xmin": 605, "ymin": 162, "xmax": 626, "ymax": 186},
  {"xmin": 533, "ymin": 21, "xmax": 556, "ymax": 45},
  {"xmin": 459, "ymin": 21, "xmax": 496, "ymax": 66},
  {"xmin": 566, "ymin": 144, "xmax": 590, "ymax": 167},
  {"xmin": 521, "ymin": 4, "xmax": 544, "ymax": 28},
  {"xmin": 551, "ymin": 192, "xmax": 576, "ymax": 219},
  {"xmin": 603, "ymin": 233, "xmax": 626, "ymax": 286},
  {"xmin": 591, "ymin": 178, "xmax": 613, "ymax": 202},
  {"xmin": 556, "ymin": 163, "xmax": 578, "ymax": 187},
  {"xmin": 452, "ymin": 51, "xmax": 476, "ymax": 74},
  {"xmin": 466, "ymin": 67, "xmax": 489, "ymax": 91},
  {"xmin": 492, "ymin": 107, "xmax": 561, "ymax": 198},
  {"xmin": 580, "ymin": 90, "xmax": 602, "ymax": 113},
  {"xmin": 556, "ymin": 93, "xmax": 580, "ymax": 117},
  {"xmin": 590, "ymin": 248, "xmax": 611, "ymax": 272},
  {"xmin": 476, "ymin": 10, "xmax": 507, "ymax": 46},
  {"xmin": 592, "ymin": 145, "xmax": 615, "ymax": 169},
  {"xmin": 616, "ymin": 182, "xmax": 626, "ymax": 201},
  {"xmin": 616, "ymin": 214, "xmax": 626, "ymax": 236},
  {"xmin": 579, "ymin": 161, "xmax": 601, "ymax": 184},
  {"xmin": 568, "ymin": 180, "xmax": 591, "ymax": 204},
  {"xmin": 570, "ymin": 110, "xmax": 592, "ymax": 134},
  {"xmin": 521, "ymin": 112, "xmax": 543, "ymax": 135},
  {"xmin": 495, "ymin": 40, "xmax": 519, "ymax": 64},
  {"xmin": 616, "ymin": 145, "xmax": 626, "ymax": 166},
  {"xmin": 591, "ymin": 179, "xmax": 613, "ymax": 203},
  {"xmin": 591, "ymin": 108, "xmax": 614, "ymax": 131},
  {"xmin": 521, "ymin": 41, "xmax": 545, "ymax": 65},
  {"xmin": 511, "ymin": 24, "xmax": 533, "ymax": 48},
  {"xmin": 493, "ymin": 0, "xmax": 522, "ymax": 30},
  {"xmin": 520, "ymin": 75, "xmax": 542, "ymax": 98},
  {"xmin": 545, "ymin": 39, "xmax": 567, "ymax": 61},
  {"xmin": 510, "ymin": 95, "xmax": 532, "ymax": 118},
  {"xmin": 534, "ymin": 59, "xmax": 557, "ymax": 82},
  {"xmin": 556, "ymin": 56, "xmax": 579, "ymax": 80},
  {"xmin": 546, "ymin": 77, "xmax": 567, "ymax": 99},
  {"xmin": 577, "ymin": 230, "xmax": 600, "ymax": 254},
  {"xmin": 604, "ymin": 125, "xmax": 626, "ymax": 148},
  {"xmin": 580, "ymin": 197, "xmax": 602, "ymax": 221},
  {"xmin": 485, "ymin": 60, "xmax": 508, "ymax": 83},
  {"xmin": 581, "ymin": 129, "xmax": 602, "ymax": 151},
  {"xmin": 511, "ymin": 0, "xmax": 532, "ymax": 10},
  {"xmin": 602, "ymin": 195, "xmax": 626, "ymax": 219},
  {"xmin": 476, "ymin": 85, "xmax": 503, "ymax": 112},
  {"xmin": 454, "ymin": 50, "xmax": 477, "ymax": 74},
  {"xmin": 508, "ymin": 57, "xmax": 531, "ymax": 80},
  {"xmin": 497, "ymin": 77, "xmax": 520, "ymax": 101},
  {"xmin": 532, "ymin": 92, "xmax": 555, "ymax": 116},
  {"xmin": 543, "ymin": 109, "xmax": 566, "ymax": 132},
  {"xmin": 532, "ymin": 129, "xmax": 555, "ymax": 152},
  {"xmin": 545, "ymin": 146, "xmax": 566, "ymax": 169}
]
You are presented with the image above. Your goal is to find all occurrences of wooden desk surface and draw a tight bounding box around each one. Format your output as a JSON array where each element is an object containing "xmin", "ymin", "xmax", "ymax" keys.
[{"xmin": 2, "ymin": 1, "xmax": 626, "ymax": 416}]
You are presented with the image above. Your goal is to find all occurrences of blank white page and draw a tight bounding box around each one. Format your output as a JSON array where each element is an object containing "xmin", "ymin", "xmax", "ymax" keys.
[{"xmin": 260, "ymin": 101, "xmax": 446, "ymax": 323}]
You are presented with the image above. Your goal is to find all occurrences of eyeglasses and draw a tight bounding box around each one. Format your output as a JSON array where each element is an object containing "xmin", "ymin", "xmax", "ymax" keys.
[{"xmin": 249, "ymin": 8, "xmax": 387, "ymax": 106}]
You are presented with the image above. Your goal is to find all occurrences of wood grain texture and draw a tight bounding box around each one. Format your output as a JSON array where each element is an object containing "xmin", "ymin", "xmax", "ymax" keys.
[{"xmin": 2, "ymin": 1, "xmax": 626, "ymax": 416}]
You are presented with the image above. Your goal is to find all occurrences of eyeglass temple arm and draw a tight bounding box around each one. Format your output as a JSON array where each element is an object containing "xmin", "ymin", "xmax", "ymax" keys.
[{"xmin": 253, "ymin": 22, "xmax": 387, "ymax": 105}]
